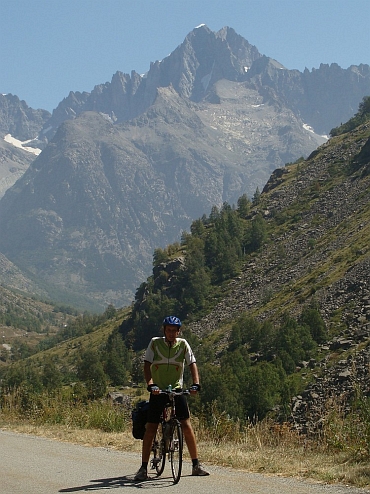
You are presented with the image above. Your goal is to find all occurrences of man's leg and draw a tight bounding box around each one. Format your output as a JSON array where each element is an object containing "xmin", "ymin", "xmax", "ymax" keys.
[
  {"xmin": 181, "ymin": 419, "xmax": 210, "ymax": 476},
  {"xmin": 134, "ymin": 422, "xmax": 158, "ymax": 480},
  {"xmin": 142, "ymin": 422, "xmax": 158, "ymax": 462},
  {"xmin": 181, "ymin": 418, "xmax": 198, "ymax": 459}
]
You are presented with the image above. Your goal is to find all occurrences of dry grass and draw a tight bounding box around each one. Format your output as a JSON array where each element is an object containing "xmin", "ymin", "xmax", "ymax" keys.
[
  {"xmin": 0, "ymin": 419, "xmax": 142, "ymax": 453},
  {"xmin": 1, "ymin": 388, "xmax": 370, "ymax": 489},
  {"xmin": 1, "ymin": 413, "xmax": 370, "ymax": 490}
]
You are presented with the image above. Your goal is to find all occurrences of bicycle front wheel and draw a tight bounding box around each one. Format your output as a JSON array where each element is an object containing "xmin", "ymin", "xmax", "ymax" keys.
[
  {"xmin": 169, "ymin": 420, "xmax": 183, "ymax": 484},
  {"xmin": 151, "ymin": 425, "xmax": 166, "ymax": 476}
]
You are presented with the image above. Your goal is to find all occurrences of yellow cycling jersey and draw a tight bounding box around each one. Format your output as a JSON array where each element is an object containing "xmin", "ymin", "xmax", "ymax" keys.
[{"xmin": 144, "ymin": 337, "xmax": 196, "ymax": 390}]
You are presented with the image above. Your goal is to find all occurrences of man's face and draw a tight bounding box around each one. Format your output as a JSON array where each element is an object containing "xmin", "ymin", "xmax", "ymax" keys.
[{"xmin": 164, "ymin": 324, "xmax": 180, "ymax": 342}]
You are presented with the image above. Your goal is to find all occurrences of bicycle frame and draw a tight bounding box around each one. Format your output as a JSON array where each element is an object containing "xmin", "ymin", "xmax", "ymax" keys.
[{"xmin": 150, "ymin": 388, "xmax": 190, "ymax": 484}]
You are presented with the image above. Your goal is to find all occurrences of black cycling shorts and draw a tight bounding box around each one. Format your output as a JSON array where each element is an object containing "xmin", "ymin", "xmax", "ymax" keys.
[{"xmin": 147, "ymin": 393, "xmax": 190, "ymax": 423}]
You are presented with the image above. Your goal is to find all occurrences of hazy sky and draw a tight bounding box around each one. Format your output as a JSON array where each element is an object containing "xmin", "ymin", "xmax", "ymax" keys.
[{"xmin": 1, "ymin": 0, "xmax": 369, "ymax": 112}]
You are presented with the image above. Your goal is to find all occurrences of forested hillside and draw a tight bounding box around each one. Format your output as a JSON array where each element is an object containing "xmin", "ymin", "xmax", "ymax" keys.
[
  {"xmin": 1, "ymin": 97, "xmax": 370, "ymax": 429},
  {"xmin": 119, "ymin": 96, "xmax": 370, "ymax": 423}
]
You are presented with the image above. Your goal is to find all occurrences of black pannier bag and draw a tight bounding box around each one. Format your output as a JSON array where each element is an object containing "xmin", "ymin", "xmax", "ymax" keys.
[{"xmin": 131, "ymin": 400, "xmax": 149, "ymax": 439}]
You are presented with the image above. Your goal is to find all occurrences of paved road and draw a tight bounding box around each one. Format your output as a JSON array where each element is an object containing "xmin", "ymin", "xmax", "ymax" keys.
[{"xmin": 0, "ymin": 429, "xmax": 369, "ymax": 494}]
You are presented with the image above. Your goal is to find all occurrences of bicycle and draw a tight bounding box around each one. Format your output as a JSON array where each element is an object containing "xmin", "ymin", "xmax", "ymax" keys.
[{"xmin": 150, "ymin": 386, "xmax": 190, "ymax": 484}]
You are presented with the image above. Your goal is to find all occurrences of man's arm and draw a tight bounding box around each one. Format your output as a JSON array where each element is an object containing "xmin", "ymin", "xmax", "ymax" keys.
[
  {"xmin": 189, "ymin": 362, "xmax": 200, "ymax": 386},
  {"xmin": 144, "ymin": 360, "xmax": 153, "ymax": 385},
  {"xmin": 144, "ymin": 360, "xmax": 160, "ymax": 394}
]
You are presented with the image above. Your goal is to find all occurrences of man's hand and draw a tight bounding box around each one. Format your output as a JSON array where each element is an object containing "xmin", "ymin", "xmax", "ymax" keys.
[
  {"xmin": 147, "ymin": 384, "xmax": 160, "ymax": 394},
  {"xmin": 190, "ymin": 383, "xmax": 201, "ymax": 395}
]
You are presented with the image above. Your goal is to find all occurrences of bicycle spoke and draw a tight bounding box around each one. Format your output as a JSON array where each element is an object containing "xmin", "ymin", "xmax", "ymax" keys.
[
  {"xmin": 150, "ymin": 425, "xmax": 166, "ymax": 476},
  {"xmin": 170, "ymin": 420, "xmax": 183, "ymax": 484}
]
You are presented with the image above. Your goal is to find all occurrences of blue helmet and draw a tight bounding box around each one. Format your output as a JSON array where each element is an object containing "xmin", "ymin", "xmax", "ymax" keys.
[{"xmin": 162, "ymin": 315, "xmax": 182, "ymax": 327}]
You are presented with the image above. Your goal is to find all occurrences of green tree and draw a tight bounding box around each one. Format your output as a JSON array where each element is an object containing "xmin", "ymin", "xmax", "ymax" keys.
[
  {"xmin": 42, "ymin": 358, "xmax": 63, "ymax": 391},
  {"xmin": 229, "ymin": 315, "xmax": 274, "ymax": 357},
  {"xmin": 359, "ymin": 95, "xmax": 370, "ymax": 115},
  {"xmin": 209, "ymin": 205, "xmax": 220, "ymax": 222},
  {"xmin": 213, "ymin": 236, "xmax": 240, "ymax": 281},
  {"xmin": 190, "ymin": 218, "xmax": 206, "ymax": 238},
  {"xmin": 243, "ymin": 362, "xmax": 281, "ymax": 421},
  {"xmin": 153, "ymin": 248, "xmax": 169, "ymax": 267},
  {"xmin": 103, "ymin": 304, "xmax": 116, "ymax": 320},
  {"xmin": 204, "ymin": 229, "xmax": 219, "ymax": 271},
  {"xmin": 180, "ymin": 236, "xmax": 211, "ymax": 313},
  {"xmin": 299, "ymin": 307, "xmax": 327, "ymax": 344},
  {"xmin": 104, "ymin": 330, "xmax": 132, "ymax": 385},
  {"xmin": 274, "ymin": 314, "xmax": 316, "ymax": 373},
  {"xmin": 11, "ymin": 339, "xmax": 34, "ymax": 361},
  {"xmin": 2, "ymin": 364, "xmax": 27, "ymax": 391},
  {"xmin": 252, "ymin": 187, "xmax": 261, "ymax": 206},
  {"xmin": 77, "ymin": 349, "xmax": 107, "ymax": 399},
  {"xmin": 205, "ymin": 207, "xmax": 244, "ymax": 282},
  {"xmin": 3, "ymin": 363, "xmax": 43, "ymax": 394},
  {"xmin": 197, "ymin": 362, "xmax": 222, "ymax": 406},
  {"xmin": 237, "ymin": 193, "xmax": 251, "ymax": 219},
  {"xmin": 130, "ymin": 292, "xmax": 179, "ymax": 350},
  {"xmin": 244, "ymin": 213, "xmax": 268, "ymax": 252}
]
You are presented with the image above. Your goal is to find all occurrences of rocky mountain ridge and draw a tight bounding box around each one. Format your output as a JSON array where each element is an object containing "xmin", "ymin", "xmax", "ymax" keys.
[
  {"xmin": 0, "ymin": 84, "xmax": 326, "ymax": 310},
  {"xmin": 2, "ymin": 26, "xmax": 369, "ymax": 170},
  {"xmin": 0, "ymin": 94, "xmax": 49, "ymax": 197},
  {"xmin": 0, "ymin": 138, "xmax": 35, "ymax": 198},
  {"xmin": 39, "ymin": 26, "xmax": 370, "ymax": 140},
  {"xmin": 0, "ymin": 25, "xmax": 369, "ymax": 310}
]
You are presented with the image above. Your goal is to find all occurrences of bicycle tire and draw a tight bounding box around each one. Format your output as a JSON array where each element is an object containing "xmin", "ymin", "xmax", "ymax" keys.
[
  {"xmin": 169, "ymin": 420, "xmax": 183, "ymax": 484},
  {"xmin": 151, "ymin": 425, "xmax": 166, "ymax": 476}
]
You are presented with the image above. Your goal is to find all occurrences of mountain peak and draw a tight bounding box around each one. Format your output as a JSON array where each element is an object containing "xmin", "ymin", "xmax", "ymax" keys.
[
  {"xmin": 192, "ymin": 23, "xmax": 211, "ymax": 32},
  {"xmin": 155, "ymin": 24, "xmax": 262, "ymax": 102}
]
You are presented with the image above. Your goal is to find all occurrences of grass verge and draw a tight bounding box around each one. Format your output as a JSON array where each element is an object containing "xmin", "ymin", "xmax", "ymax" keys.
[{"xmin": 1, "ymin": 390, "xmax": 370, "ymax": 489}]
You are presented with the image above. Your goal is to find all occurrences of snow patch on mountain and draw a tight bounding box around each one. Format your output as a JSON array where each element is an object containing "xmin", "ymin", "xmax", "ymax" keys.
[
  {"xmin": 4, "ymin": 134, "xmax": 41, "ymax": 155},
  {"xmin": 303, "ymin": 124, "xmax": 329, "ymax": 141}
]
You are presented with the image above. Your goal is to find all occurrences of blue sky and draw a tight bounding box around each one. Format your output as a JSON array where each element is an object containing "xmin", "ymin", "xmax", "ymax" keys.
[{"xmin": 1, "ymin": 0, "xmax": 369, "ymax": 112}]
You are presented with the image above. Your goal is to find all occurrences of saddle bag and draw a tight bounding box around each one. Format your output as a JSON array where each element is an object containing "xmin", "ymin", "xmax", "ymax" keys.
[{"xmin": 131, "ymin": 400, "xmax": 149, "ymax": 440}]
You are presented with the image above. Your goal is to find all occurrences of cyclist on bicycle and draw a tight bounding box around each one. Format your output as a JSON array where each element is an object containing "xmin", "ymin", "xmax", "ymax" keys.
[{"xmin": 134, "ymin": 315, "xmax": 210, "ymax": 481}]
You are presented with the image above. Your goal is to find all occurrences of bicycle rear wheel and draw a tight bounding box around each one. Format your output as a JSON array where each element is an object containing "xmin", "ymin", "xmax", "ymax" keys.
[
  {"xmin": 150, "ymin": 425, "xmax": 166, "ymax": 476},
  {"xmin": 169, "ymin": 420, "xmax": 183, "ymax": 484}
]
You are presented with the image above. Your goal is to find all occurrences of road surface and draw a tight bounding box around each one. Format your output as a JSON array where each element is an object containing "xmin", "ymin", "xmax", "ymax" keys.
[{"xmin": 0, "ymin": 429, "xmax": 368, "ymax": 493}]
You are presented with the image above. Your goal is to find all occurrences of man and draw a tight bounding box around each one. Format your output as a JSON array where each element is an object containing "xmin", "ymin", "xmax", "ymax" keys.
[{"xmin": 135, "ymin": 315, "xmax": 210, "ymax": 481}]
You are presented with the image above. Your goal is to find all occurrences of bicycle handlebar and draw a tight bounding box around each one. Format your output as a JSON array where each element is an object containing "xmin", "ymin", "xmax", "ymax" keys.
[{"xmin": 159, "ymin": 388, "xmax": 191, "ymax": 396}]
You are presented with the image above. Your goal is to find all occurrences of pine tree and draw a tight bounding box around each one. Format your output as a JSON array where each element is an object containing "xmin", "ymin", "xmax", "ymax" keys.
[
  {"xmin": 42, "ymin": 358, "xmax": 62, "ymax": 391},
  {"xmin": 237, "ymin": 193, "xmax": 251, "ymax": 219},
  {"xmin": 252, "ymin": 187, "xmax": 261, "ymax": 206},
  {"xmin": 77, "ymin": 349, "xmax": 107, "ymax": 399},
  {"xmin": 104, "ymin": 330, "xmax": 132, "ymax": 385},
  {"xmin": 180, "ymin": 236, "xmax": 211, "ymax": 313},
  {"xmin": 244, "ymin": 213, "xmax": 267, "ymax": 252}
]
